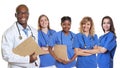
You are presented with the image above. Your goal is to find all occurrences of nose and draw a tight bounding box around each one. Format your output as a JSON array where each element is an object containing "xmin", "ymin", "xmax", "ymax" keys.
[
  {"xmin": 22, "ymin": 12, "xmax": 28, "ymax": 17},
  {"xmin": 21, "ymin": 14, "xmax": 25, "ymax": 18}
]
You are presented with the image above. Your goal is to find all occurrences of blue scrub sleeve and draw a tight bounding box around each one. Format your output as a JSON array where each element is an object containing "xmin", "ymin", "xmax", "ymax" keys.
[
  {"xmin": 104, "ymin": 34, "xmax": 116, "ymax": 51},
  {"xmin": 48, "ymin": 33, "xmax": 57, "ymax": 47},
  {"xmin": 73, "ymin": 34, "xmax": 80, "ymax": 48}
]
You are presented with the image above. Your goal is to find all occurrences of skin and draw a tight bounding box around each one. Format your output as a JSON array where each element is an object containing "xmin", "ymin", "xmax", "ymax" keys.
[
  {"xmin": 15, "ymin": 5, "xmax": 37, "ymax": 63},
  {"xmin": 102, "ymin": 18, "xmax": 111, "ymax": 34},
  {"xmin": 82, "ymin": 21, "xmax": 91, "ymax": 36},
  {"xmin": 39, "ymin": 16, "xmax": 49, "ymax": 30},
  {"xmin": 49, "ymin": 20, "xmax": 75, "ymax": 64},
  {"xmin": 61, "ymin": 20, "xmax": 71, "ymax": 35}
]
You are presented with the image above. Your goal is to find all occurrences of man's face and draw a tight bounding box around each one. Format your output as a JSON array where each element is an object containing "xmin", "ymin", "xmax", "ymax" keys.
[{"xmin": 15, "ymin": 6, "xmax": 29, "ymax": 25}]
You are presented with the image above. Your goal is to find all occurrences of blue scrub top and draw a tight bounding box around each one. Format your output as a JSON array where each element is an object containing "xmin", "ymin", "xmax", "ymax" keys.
[
  {"xmin": 38, "ymin": 29, "xmax": 56, "ymax": 67},
  {"xmin": 73, "ymin": 33, "xmax": 98, "ymax": 68},
  {"xmin": 48, "ymin": 31, "xmax": 76, "ymax": 68},
  {"xmin": 97, "ymin": 32, "xmax": 117, "ymax": 68}
]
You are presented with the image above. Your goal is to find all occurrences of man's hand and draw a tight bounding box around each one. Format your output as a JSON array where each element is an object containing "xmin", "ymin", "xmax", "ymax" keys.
[{"xmin": 30, "ymin": 52, "xmax": 37, "ymax": 63}]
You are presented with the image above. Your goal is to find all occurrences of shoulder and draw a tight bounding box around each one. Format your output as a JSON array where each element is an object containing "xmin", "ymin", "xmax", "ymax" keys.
[
  {"xmin": 49, "ymin": 29, "xmax": 56, "ymax": 34},
  {"xmin": 57, "ymin": 31, "xmax": 62, "ymax": 34},
  {"xmin": 100, "ymin": 32, "xmax": 115, "ymax": 39},
  {"xmin": 29, "ymin": 26, "xmax": 37, "ymax": 33},
  {"xmin": 53, "ymin": 31, "xmax": 63, "ymax": 37},
  {"xmin": 70, "ymin": 31, "xmax": 75, "ymax": 35},
  {"xmin": 29, "ymin": 26, "xmax": 37, "ymax": 31},
  {"xmin": 3, "ymin": 23, "xmax": 16, "ymax": 36},
  {"xmin": 93, "ymin": 34, "xmax": 98, "ymax": 38},
  {"xmin": 108, "ymin": 32, "xmax": 114, "ymax": 36},
  {"xmin": 74, "ymin": 33, "xmax": 82, "ymax": 38},
  {"xmin": 76, "ymin": 33, "xmax": 82, "ymax": 36},
  {"xmin": 49, "ymin": 29, "xmax": 56, "ymax": 32},
  {"xmin": 107, "ymin": 32, "xmax": 116, "ymax": 39},
  {"xmin": 51, "ymin": 31, "xmax": 60, "ymax": 36},
  {"xmin": 102, "ymin": 32, "xmax": 115, "ymax": 38},
  {"xmin": 38, "ymin": 30, "xmax": 42, "ymax": 35},
  {"xmin": 29, "ymin": 26, "xmax": 38, "ymax": 37}
]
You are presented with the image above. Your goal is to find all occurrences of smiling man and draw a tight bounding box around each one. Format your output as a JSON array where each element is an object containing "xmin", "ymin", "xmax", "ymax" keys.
[{"xmin": 1, "ymin": 4, "xmax": 40, "ymax": 68}]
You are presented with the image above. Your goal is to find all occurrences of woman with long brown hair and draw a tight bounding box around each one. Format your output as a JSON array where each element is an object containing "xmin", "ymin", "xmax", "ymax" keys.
[{"xmin": 97, "ymin": 16, "xmax": 117, "ymax": 68}]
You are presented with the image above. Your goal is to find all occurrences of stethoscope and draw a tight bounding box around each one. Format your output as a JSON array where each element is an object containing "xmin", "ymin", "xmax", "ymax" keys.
[
  {"xmin": 40, "ymin": 30, "xmax": 52, "ymax": 47},
  {"xmin": 81, "ymin": 34, "xmax": 94, "ymax": 49},
  {"xmin": 61, "ymin": 31, "xmax": 73, "ymax": 44},
  {"xmin": 16, "ymin": 22, "xmax": 35, "ymax": 40}
]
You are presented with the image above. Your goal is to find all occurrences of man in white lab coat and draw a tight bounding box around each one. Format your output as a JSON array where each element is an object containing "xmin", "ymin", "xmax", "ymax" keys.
[{"xmin": 1, "ymin": 4, "xmax": 40, "ymax": 68}]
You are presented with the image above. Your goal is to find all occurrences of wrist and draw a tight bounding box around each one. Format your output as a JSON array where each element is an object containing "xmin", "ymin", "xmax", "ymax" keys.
[{"xmin": 55, "ymin": 56, "xmax": 58, "ymax": 60}]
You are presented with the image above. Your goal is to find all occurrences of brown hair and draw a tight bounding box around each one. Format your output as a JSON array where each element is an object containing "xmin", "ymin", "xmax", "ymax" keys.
[
  {"xmin": 38, "ymin": 14, "xmax": 50, "ymax": 30},
  {"xmin": 101, "ymin": 16, "xmax": 116, "ymax": 37},
  {"xmin": 80, "ymin": 16, "xmax": 95, "ymax": 36}
]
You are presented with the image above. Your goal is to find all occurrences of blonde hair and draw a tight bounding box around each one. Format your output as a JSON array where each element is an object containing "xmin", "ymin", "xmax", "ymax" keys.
[
  {"xmin": 38, "ymin": 14, "xmax": 50, "ymax": 30},
  {"xmin": 80, "ymin": 16, "xmax": 95, "ymax": 36}
]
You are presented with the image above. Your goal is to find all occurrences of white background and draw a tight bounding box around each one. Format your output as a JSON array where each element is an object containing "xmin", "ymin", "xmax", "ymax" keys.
[{"xmin": 0, "ymin": 0, "xmax": 120, "ymax": 68}]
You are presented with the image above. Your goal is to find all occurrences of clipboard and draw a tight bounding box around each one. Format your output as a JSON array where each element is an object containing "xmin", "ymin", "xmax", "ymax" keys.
[
  {"xmin": 54, "ymin": 45, "xmax": 69, "ymax": 60},
  {"xmin": 13, "ymin": 36, "xmax": 46, "ymax": 57}
]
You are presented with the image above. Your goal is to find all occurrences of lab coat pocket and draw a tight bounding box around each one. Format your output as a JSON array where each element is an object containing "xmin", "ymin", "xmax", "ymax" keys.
[{"xmin": 14, "ymin": 35, "xmax": 26, "ymax": 48}]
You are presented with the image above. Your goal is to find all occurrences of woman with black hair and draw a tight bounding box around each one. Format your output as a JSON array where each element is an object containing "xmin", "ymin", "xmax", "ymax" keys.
[{"xmin": 48, "ymin": 16, "xmax": 76, "ymax": 68}]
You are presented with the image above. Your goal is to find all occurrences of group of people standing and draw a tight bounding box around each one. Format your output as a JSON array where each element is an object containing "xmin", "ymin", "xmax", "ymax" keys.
[{"xmin": 1, "ymin": 4, "xmax": 117, "ymax": 68}]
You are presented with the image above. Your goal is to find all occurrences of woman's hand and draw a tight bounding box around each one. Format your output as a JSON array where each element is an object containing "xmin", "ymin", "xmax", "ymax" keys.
[
  {"xmin": 98, "ymin": 46, "xmax": 107, "ymax": 53},
  {"xmin": 62, "ymin": 59, "xmax": 71, "ymax": 64},
  {"xmin": 42, "ymin": 47, "xmax": 49, "ymax": 51},
  {"xmin": 55, "ymin": 57, "xmax": 65, "ymax": 63},
  {"xmin": 75, "ymin": 48, "xmax": 92, "ymax": 56},
  {"xmin": 41, "ymin": 47, "xmax": 49, "ymax": 54},
  {"xmin": 81, "ymin": 45, "xmax": 100, "ymax": 54}
]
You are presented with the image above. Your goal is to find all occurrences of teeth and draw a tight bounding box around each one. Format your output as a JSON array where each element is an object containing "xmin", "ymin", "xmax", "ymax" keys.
[{"xmin": 21, "ymin": 18, "xmax": 26, "ymax": 21}]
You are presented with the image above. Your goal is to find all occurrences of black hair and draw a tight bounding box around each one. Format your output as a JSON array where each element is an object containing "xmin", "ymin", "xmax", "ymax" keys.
[
  {"xmin": 61, "ymin": 16, "xmax": 71, "ymax": 23},
  {"xmin": 16, "ymin": 4, "xmax": 29, "ymax": 13}
]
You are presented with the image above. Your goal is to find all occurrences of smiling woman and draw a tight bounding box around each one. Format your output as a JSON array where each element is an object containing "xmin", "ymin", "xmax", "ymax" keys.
[
  {"xmin": 97, "ymin": 16, "xmax": 117, "ymax": 68},
  {"xmin": 48, "ymin": 16, "xmax": 76, "ymax": 68},
  {"xmin": 0, "ymin": 0, "xmax": 120, "ymax": 68}
]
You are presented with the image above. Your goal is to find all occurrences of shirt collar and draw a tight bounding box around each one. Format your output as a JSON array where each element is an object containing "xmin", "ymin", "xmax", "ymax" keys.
[{"xmin": 16, "ymin": 22, "xmax": 30, "ymax": 31}]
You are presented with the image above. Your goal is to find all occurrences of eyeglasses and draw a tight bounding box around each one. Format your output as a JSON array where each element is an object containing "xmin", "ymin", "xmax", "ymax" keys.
[{"xmin": 16, "ymin": 12, "xmax": 29, "ymax": 15}]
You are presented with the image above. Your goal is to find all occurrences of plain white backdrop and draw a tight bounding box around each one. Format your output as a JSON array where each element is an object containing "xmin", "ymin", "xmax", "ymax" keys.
[{"xmin": 0, "ymin": 0, "xmax": 120, "ymax": 68}]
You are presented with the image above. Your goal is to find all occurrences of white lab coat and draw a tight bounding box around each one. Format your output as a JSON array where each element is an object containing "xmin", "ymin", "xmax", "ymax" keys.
[{"xmin": 1, "ymin": 22, "xmax": 40, "ymax": 68}]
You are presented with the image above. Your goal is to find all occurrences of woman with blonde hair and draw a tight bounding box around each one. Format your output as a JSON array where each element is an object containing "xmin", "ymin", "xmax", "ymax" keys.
[
  {"xmin": 73, "ymin": 16, "xmax": 98, "ymax": 68},
  {"xmin": 38, "ymin": 14, "xmax": 56, "ymax": 68}
]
